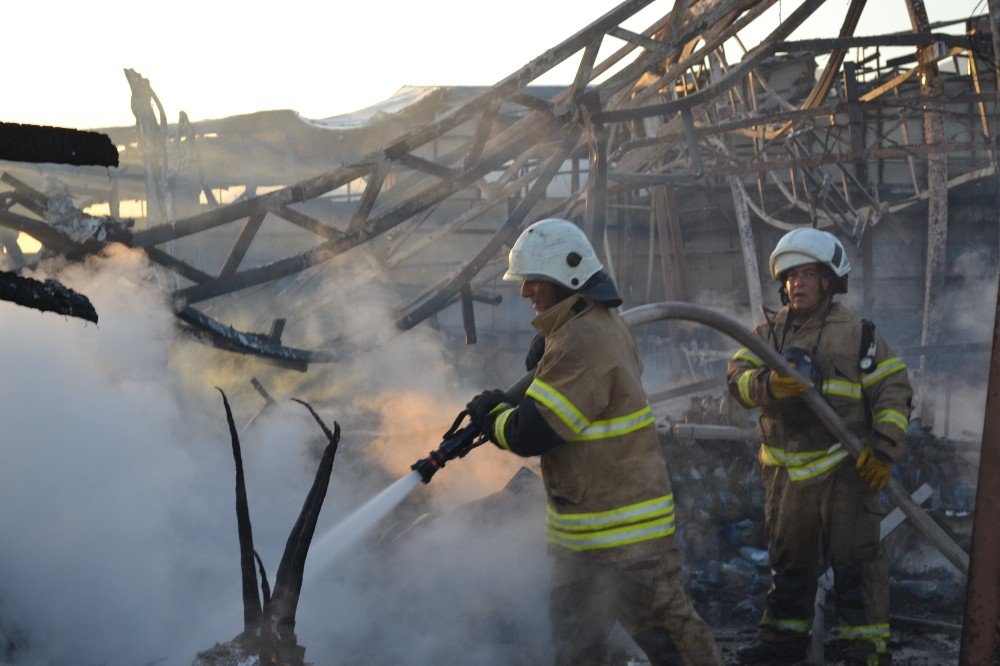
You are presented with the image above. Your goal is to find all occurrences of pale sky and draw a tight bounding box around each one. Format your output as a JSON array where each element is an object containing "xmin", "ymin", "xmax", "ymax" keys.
[{"xmin": 6, "ymin": 0, "xmax": 984, "ymax": 130}]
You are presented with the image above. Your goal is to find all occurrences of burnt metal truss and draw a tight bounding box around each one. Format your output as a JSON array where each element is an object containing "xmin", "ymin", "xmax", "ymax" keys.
[{"xmin": 0, "ymin": 0, "xmax": 998, "ymax": 366}]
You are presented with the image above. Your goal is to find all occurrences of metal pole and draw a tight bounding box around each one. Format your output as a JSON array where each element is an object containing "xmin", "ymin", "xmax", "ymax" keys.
[
  {"xmin": 730, "ymin": 176, "xmax": 764, "ymax": 323},
  {"xmin": 905, "ymin": 0, "xmax": 949, "ymax": 423}
]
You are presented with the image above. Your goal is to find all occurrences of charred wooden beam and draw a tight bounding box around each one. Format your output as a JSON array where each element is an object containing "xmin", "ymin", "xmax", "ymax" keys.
[
  {"xmin": 131, "ymin": 162, "xmax": 372, "ymax": 246},
  {"xmin": 0, "ymin": 271, "xmax": 97, "ymax": 323},
  {"xmin": 506, "ymin": 93, "xmax": 554, "ymax": 114},
  {"xmin": 173, "ymin": 134, "xmax": 529, "ymax": 304},
  {"xmin": 144, "ymin": 246, "xmax": 213, "ymax": 284},
  {"xmin": 707, "ymin": 141, "xmax": 981, "ymax": 179},
  {"xmin": 175, "ymin": 305, "xmax": 339, "ymax": 370},
  {"xmin": 607, "ymin": 26, "xmax": 662, "ymax": 52},
  {"xmin": 0, "ymin": 172, "xmax": 49, "ymax": 217},
  {"xmin": 270, "ymin": 204, "xmax": 343, "ymax": 241},
  {"xmin": 0, "ymin": 122, "xmax": 118, "ymax": 167},
  {"xmin": 462, "ymin": 102, "xmax": 500, "ymax": 170},
  {"xmin": 395, "ymin": 153, "xmax": 456, "ymax": 180},
  {"xmin": 647, "ymin": 377, "xmax": 727, "ymax": 405},
  {"xmin": 0, "ymin": 208, "xmax": 81, "ymax": 254},
  {"xmin": 775, "ymin": 32, "xmax": 972, "ymax": 55},
  {"xmin": 346, "ymin": 159, "xmax": 390, "ymax": 233},
  {"xmin": 460, "ymin": 285, "xmax": 477, "ymax": 345},
  {"xmin": 800, "ymin": 0, "xmax": 868, "ymax": 110},
  {"xmin": 582, "ymin": 92, "xmax": 608, "ymax": 246},
  {"xmin": 571, "ymin": 40, "xmax": 602, "ymax": 98},
  {"xmin": 396, "ymin": 128, "xmax": 580, "ymax": 331},
  {"xmin": 219, "ymin": 213, "xmax": 266, "ymax": 279}
]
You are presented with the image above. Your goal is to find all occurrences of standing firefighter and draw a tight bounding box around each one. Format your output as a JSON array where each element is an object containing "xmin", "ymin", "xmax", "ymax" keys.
[
  {"xmin": 727, "ymin": 228, "xmax": 912, "ymax": 665},
  {"xmin": 466, "ymin": 218, "xmax": 721, "ymax": 666}
]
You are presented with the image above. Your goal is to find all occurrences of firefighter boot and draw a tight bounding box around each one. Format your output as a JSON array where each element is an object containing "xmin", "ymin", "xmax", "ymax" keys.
[{"xmin": 736, "ymin": 638, "xmax": 808, "ymax": 664}]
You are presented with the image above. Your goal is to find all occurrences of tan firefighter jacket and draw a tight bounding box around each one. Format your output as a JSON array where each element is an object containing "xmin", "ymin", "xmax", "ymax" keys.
[
  {"xmin": 491, "ymin": 295, "xmax": 676, "ymax": 560},
  {"xmin": 727, "ymin": 302, "xmax": 912, "ymax": 484}
]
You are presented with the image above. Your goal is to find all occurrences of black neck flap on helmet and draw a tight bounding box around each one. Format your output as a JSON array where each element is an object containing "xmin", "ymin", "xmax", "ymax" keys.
[{"xmin": 578, "ymin": 270, "xmax": 622, "ymax": 307}]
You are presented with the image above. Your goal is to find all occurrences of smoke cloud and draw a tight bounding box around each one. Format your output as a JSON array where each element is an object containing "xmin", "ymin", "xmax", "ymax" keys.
[{"xmin": 0, "ymin": 244, "xmax": 552, "ymax": 665}]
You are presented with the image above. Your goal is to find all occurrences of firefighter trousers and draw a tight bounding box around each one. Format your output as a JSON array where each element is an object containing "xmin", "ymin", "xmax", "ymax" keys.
[
  {"xmin": 759, "ymin": 460, "xmax": 891, "ymax": 662},
  {"xmin": 549, "ymin": 542, "xmax": 721, "ymax": 666}
]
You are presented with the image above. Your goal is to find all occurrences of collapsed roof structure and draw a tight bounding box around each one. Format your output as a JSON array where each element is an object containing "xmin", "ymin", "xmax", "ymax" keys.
[
  {"xmin": 0, "ymin": 1, "xmax": 995, "ymax": 363},
  {"xmin": 2, "ymin": 0, "xmax": 999, "ymax": 661}
]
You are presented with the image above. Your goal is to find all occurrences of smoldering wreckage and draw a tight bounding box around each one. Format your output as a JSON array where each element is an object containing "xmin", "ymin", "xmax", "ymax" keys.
[{"xmin": 1, "ymin": 0, "xmax": 999, "ymax": 663}]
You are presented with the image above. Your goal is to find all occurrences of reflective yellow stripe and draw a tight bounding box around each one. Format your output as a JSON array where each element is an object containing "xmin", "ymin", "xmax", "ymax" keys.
[
  {"xmin": 528, "ymin": 379, "xmax": 654, "ymax": 442},
  {"xmin": 787, "ymin": 448, "xmax": 849, "ymax": 481},
  {"xmin": 862, "ymin": 357, "xmax": 906, "ymax": 388},
  {"xmin": 546, "ymin": 494, "xmax": 674, "ymax": 531},
  {"xmin": 760, "ymin": 611, "xmax": 812, "ymax": 634},
  {"xmin": 839, "ymin": 623, "xmax": 890, "ymax": 641},
  {"xmin": 874, "ymin": 408, "xmax": 908, "ymax": 432},
  {"xmin": 738, "ymin": 369, "xmax": 757, "ymax": 407},
  {"xmin": 493, "ymin": 407, "xmax": 515, "ymax": 450},
  {"xmin": 546, "ymin": 515, "xmax": 675, "ymax": 551},
  {"xmin": 760, "ymin": 442, "xmax": 842, "ymax": 466},
  {"xmin": 571, "ymin": 405, "xmax": 654, "ymax": 442},
  {"xmin": 823, "ymin": 378, "xmax": 862, "ymax": 399},
  {"xmin": 759, "ymin": 443, "xmax": 849, "ymax": 482},
  {"xmin": 732, "ymin": 347, "xmax": 763, "ymax": 367},
  {"xmin": 839, "ymin": 623, "xmax": 890, "ymax": 654},
  {"xmin": 526, "ymin": 379, "xmax": 589, "ymax": 435},
  {"xmin": 546, "ymin": 494, "xmax": 676, "ymax": 551}
]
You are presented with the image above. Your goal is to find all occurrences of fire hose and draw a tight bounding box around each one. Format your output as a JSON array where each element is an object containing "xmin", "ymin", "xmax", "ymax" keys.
[{"xmin": 411, "ymin": 301, "xmax": 969, "ymax": 578}]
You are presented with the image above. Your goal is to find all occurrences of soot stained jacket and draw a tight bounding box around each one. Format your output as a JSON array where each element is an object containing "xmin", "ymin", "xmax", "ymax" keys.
[
  {"xmin": 726, "ymin": 302, "xmax": 912, "ymax": 483},
  {"xmin": 489, "ymin": 295, "xmax": 676, "ymax": 560}
]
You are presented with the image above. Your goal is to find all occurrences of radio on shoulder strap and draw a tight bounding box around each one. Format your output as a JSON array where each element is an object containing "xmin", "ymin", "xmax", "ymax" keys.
[{"xmin": 859, "ymin": 319, "xmax": 876, "ymax": 373}]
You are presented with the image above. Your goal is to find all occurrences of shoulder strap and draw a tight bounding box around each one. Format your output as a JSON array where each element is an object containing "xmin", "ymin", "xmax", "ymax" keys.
[{"xmin": 859, "ymin": 319, "xmax": 876, "ymax": 373}]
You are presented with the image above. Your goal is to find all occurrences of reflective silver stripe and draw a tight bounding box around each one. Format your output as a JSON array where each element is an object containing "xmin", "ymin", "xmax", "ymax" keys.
[
  {"xmin": 546, "ymin": 494, "xmax": 674, "ymax": 532},
  {"xmin": 787, "ymin": 448, "xmax": 849, "ymax": 481},
  {"xmin": 874, "ymin": 408, "xmax": 908, "ymax": 432},
  {"xmin": 760, "ymin": 442, "xmax": 844, "ymax": 466},
  {"xmin": 823, "ymin": 378, "xmax": 862, "ymax": 399},
  {"xmin": 839, "ymin": 623, "xmax": 890, "ymax": 640},
  {"xmin": 862, "ymin": 357, "xmax": 906, "ymax": 388},
  {"xmin": 759, "ymin": 443, "xmax": 849, "ymax": 482},
  {"xmin": 571, "ymin": 405, "xmax": 655, "ymax": 442},
  {"xmin": 546, "ymin": 515, "xmax": 675, "ymax": 551},
  {"xmin": 738, "ymin": 369, "xmax": 756, "ymax": 406},
  {"xmin": 839, "ymin": 623, "xmax": 890, "ymax": 653},
  {"xmin": 732, "ymin": 347, "xmax": 763, "ymax": 367},
  {"xmin": 759, "ymin": 611, "xmax": 812, "ymax": 634},
  {"xmin": 493, "ymin": 407, "xmax": 515, "ymax": 450},
  {"xmin": 526, "ymin": 379, "xmax": 589, "ymax": 435}
]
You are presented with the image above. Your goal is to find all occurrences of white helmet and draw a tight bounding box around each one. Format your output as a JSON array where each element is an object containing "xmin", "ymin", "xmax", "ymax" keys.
[
  {"xmin": 769, "ymin": 227, "xmax": 851, "ymax": 293},
  {"xmin": 504, "ymin": 218, "xmax": 603, "ymax": 290}
]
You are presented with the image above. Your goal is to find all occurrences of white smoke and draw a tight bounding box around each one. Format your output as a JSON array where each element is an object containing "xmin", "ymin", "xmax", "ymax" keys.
[{"xmin": 0, "ymin": 244, "xmax": 551, "ymax": 665}]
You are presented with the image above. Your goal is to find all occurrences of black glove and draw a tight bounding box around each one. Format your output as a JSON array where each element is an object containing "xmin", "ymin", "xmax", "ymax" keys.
[
  {"xmin": 466, "ymin": 389, "xmax": 508, "ymax": 431},
  {"xmin": 525, "ymin": 333, "xmax": 545, "ymax": 371}
]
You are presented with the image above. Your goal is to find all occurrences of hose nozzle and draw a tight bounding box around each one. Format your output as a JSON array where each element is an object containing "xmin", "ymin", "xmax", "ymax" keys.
[{"xmin": 410, "ymin": 413, "xmax": 484, "ymax": 484}]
